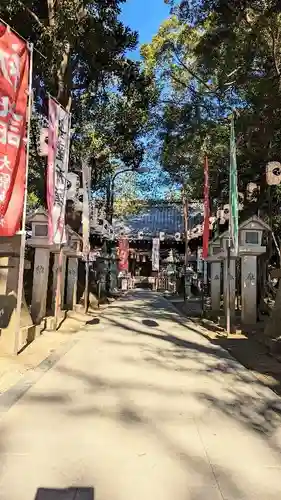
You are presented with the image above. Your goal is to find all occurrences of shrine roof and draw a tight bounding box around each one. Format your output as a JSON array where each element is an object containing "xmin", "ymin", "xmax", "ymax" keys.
[{"xmin": 113, "ymin": 201, "xmax": 203, "ymax": 238}]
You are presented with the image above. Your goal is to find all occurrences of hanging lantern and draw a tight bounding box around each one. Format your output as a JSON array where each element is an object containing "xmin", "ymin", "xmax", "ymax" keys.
[
  {"xmin": 246, "ymin": 182, "xmax": 259, "ymax": 201},
  {"xmin": 89, "ymin": 200, "xmax": 98, "ymax": 228},
  {"xmin": 209, "ymin": 216, "xmax": 216, "ymax": 229},
  {"xmin": 99, "ymin": 206, "xmax": 106, "ymax": 219},
  {"xmin": 223, "ymin": 204, "xmax": 230, "ymax": 220},
  {"xmin": 238, "ymin": 192, "xmax": 244, "ymax": 210},
  {"xmin": 66, "ymin": 172, "xmax": 80, "ymax": 201},
  {"xmin": 266, "ymin": 161, "xmax": 281, "ymax": 185},
  {"xmin": 74, "ymin": 188, "xmax": 83, "ymax": 212}
]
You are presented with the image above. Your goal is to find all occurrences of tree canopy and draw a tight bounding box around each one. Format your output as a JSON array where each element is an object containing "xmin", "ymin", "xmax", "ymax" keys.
[
  {"xmin": 0, "ymin": 0, "xmax": 157, "ymax": 206},
  {"xmin": 141, "ymin": 0, "xmax": 281, "ymax": 230}
]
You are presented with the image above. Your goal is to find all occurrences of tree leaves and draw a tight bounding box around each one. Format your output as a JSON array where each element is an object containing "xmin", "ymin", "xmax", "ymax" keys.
[{"xmin": 142, "ymin": 0, "xmax": 281, "ymax": 225}]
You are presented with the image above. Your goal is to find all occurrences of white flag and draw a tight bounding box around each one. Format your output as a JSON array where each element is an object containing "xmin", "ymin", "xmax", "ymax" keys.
[
  {"xmin": 152, "ymin": 238, "xmax": 160, "ymax": 271},
  {"xmin": 82, "ymin": 162, "xmax": 91, "ymax": 255}
]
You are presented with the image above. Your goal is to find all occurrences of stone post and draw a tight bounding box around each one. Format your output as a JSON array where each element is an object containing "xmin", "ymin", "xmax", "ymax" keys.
[
  {"xmin": 0, "ymin": 235, "xmax": 33, "ymax": 354},
  {"xmin": 66, "ymin": 256, "xmax": 78, "ymax": 309},
  {"xmin": 52, "ymin": 252, "xmax": 67, "ymax": 312},
  {"xmin": 31, "ymin": 247, "xmax": 50, "ymax": 324},
  {"xmin": 27, "ymin": 209, "xmax": 51, "ymax": 325},
  {"xmin": 223, "ymin": 257, "xmax": 236, "ymax": 319},
  {"xmin": 210, "ymin": 261, "xmax": 221, "ymax": 313},
  {"xmin": 241, "ymin": 255, "xmax": 258, "ymax": 325}
]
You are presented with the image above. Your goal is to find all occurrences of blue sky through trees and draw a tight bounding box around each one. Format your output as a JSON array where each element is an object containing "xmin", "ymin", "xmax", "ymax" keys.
[
  {"xmin": 120, "ymin": 0, "xmax": 170, "ymax": 60},
  {"xmin": 120, "ymin": 0, "xmax": 174, "ymax": 199}
]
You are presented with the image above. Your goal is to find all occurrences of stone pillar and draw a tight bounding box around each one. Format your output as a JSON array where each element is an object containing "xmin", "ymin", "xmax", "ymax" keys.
[
  {"xmin": 0, "ymin": 236, "xmax": 33, "ymax": 354},
  {"xmin": 210, "ymin": 261, "xmax": 221, "ymax": 312},
  {"xmin": 52, "ymin": 253, "xmax": 66, "ymax": 312},
  {"xmin": 241, "ymin": 255, "xmax": 257, "ymax": 325},
  {"xmin": 66, "ymin": 256, "xmax": 78, "ymax": 309},
  {"xmin": 31, "ymin": 247, "xmax": 50, "ymax": 324},
  {"xmin": 0, "ymin": 256, "xmax": 10, "ymax": 295},
  {"xmin": 223, "ymin": 257, "xmax": 236, "ymax": 318},
  {"xmin": 110, "ymin": 247, "xmax": 118, "ymax": 291}
]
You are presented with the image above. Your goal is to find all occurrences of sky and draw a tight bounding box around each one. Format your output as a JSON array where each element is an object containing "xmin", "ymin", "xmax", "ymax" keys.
[
  {"xmin": 119, "ymin": 0, "xmax": 173, "ymax": 199},
  {"xmin": 120, "ymin": 0, "xmax": 170, "ymax": 60}
]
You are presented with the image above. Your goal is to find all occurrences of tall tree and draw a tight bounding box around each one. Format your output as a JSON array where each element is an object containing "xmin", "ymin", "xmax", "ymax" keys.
[
  {"xmin": 1, "ymin": 0, "xmax": 138, "ymax": 109},
  {"xmin": 142, "ymin": 0, "xmax": 281, "ymax": 218},
  {"xmin": 146, "ymin": 0, "xmax": 281, "ymax": 337},
  {"xmin": 1, "ymin": 1, "xmax": 156, "ymax": 205}
]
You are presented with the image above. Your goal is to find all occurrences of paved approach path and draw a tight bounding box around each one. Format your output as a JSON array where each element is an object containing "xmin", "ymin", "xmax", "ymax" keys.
[{"xmin": 1, "ymin": 291, "xmax": 281, "ymax": 499}]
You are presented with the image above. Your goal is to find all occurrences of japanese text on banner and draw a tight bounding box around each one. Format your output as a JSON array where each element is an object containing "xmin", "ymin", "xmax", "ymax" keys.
[
  {"xmin": 0, "ymin": 22, "xmax": 29, "ymax": 236},
  {"xmin": 82, "ymin": 163, "xmax": 91, "ymax": 255},
  {"xmin": 47, "ymin": 98, "xmax": 70, "ymax": 245},
  {"xmin": 118, "ymin": 238, "xmax": 129, "ymax": 272},
  {"xmin": 152, "ymin": 238, "xmax": 160, "ymax": 271}
]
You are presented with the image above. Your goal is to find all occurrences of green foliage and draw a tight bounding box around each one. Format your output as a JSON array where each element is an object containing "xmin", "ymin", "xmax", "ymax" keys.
[
  {"xmin": 142, "ymin": 0, "xmax": 281, "ymax": 226},
  {"xmin": 1, "ymin": 0, "xmax": 156, "ymax": 204},
  {"xmin": 1, "ymin": 0, "xmax": 138, "ymax": 108}
]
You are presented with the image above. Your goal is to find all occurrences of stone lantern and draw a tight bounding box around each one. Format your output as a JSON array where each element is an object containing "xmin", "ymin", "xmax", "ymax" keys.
[
  {"xmin": 217, "ymin": 230, "xmax": 237, "ymax": 320},
  {"xmin": 65, "ymin": 228, "xmax": 82, "ymax": 309},
  {"xmin": 238, "ymin": 216, "xmax": 270, "ymax": 325},
  {"xmin": 205, "ymin": 238, "xmax": 222, "ymax": 314},
  {"xmin": 27, "ymin": 209, "xmax": 50, "ymax": 324}
]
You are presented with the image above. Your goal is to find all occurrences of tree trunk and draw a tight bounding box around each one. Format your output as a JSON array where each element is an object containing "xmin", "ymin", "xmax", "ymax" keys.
[{"xmin": 57, "ymin": 42, "xmax": 71, "ymax": 109}]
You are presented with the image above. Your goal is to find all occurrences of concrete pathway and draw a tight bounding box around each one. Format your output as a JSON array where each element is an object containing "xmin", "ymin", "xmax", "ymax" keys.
[{"xmin": 1, "ymin": 291, "xmax": 281, "ymax": 499}]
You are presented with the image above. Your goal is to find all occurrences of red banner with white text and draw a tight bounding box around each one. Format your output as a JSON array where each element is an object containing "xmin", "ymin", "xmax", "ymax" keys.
[
  {"xmin": 202, "ymin": 155, "xmax": 210, "ymax": 259},
  {"xmin": 118, "ymin": 238, "xmax": 129, "ymax": 272},
  {"xmin": 0, "ymin": 23, "xmax": 29, "ymax": 236}
]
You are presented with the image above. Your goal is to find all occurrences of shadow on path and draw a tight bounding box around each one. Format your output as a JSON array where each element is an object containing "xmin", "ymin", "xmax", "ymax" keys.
[{"xmin": 35, "ymin": 488, "xmax": 94, "ymax": 500}]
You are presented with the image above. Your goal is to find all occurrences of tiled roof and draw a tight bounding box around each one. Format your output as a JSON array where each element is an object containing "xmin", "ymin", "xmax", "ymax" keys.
[{"xmin": 113, "ymin": 202, "xmax": 204, "ymax": 238}]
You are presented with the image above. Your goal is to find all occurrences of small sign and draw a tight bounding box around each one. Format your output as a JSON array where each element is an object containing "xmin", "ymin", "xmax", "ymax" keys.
[{"xmin": 34, "ymin": 224, "xmax": 48, "ymax": 237}]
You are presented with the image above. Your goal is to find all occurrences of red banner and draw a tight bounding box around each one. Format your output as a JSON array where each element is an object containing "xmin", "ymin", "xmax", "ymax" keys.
[
  {"xmin": 118, "ymin": 238, "xmax": 129, "ymax": 272},
  {"xmin": 202, "ymin": 155, "xmax": 210, "ymax": 259},
  {"xmin": 0, "ymin": 23, "xmax": 29, "ymax": 236}
]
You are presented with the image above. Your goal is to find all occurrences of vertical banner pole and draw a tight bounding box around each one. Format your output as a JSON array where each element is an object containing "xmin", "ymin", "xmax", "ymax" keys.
[
  {"xmin": 82, "ymin": 161, "xmax": 91, "ymax": 313},
  {"xmin": 53, "ymin": 111, "xmax": 72, "ymax": 330},
  {"xmin": 183, "ymin": 192, "xmax": 189, "ymax": 300},
  {"xmin": 201, "ymin": 260, "xmax": 208, "ymax": 318},
  {"xmin": 84, "ymin": 255, "xmax": 89, "ymax": 313},
  {"xmin": 14, "ymin": 43, "xmax": 34, "ymax": 355},
  {"xmin": 201, "ymin": 259, "xmax": 205, "ymax": 317},
  {"xmin": 202, "ymin": 154, "xmax": 210, "ymax": 318},
  {"xmin": 54, "ymin": 247, "xmax": 63, "ymax": 328},
  {"xmin": 227, "ymin": 114, "xmax": 239, "ymax": 335},
  {"xmin": 226, "ymin": 243, "xmax": 231, "ymax": 335}
]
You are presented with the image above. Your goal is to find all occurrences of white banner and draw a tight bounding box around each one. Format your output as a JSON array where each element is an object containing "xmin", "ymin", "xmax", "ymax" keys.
[
  {"xmin": 152, "ymin": 238, "xmax": 160, "ymax": 271},
  {"xmin": 82, "ymin": 162, "xmax": 91, "ymax": 254},
  {"xmin": 47, "ymin": 98, "xmax": 71, "ymax": 245}
]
